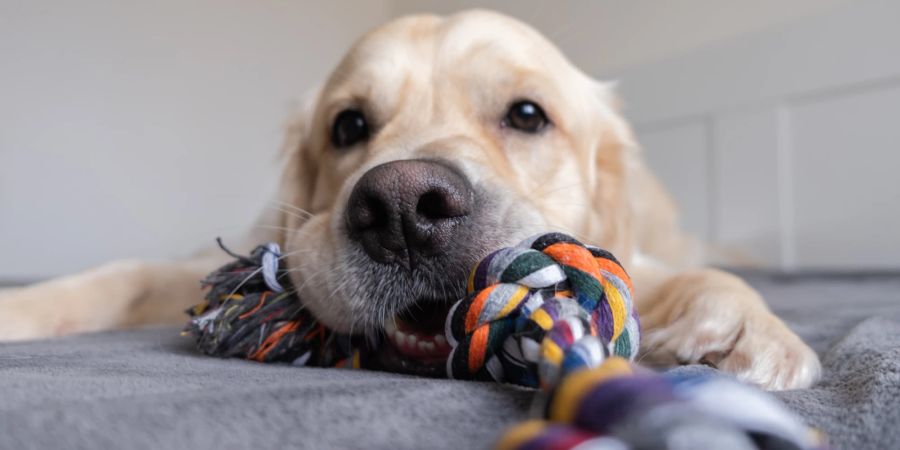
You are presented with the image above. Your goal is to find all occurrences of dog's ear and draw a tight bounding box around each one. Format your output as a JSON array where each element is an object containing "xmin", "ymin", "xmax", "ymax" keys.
[
  {"xmin": 586, "ymin": 81, "xmax": 639, "ymax": 261},
  {"xmin": 272, "ymin": 86, "xmax": 322, "ymax": 243},
  {"xmin": 590, "ymin": 82, "xmax": 700, "ymax": 267}
]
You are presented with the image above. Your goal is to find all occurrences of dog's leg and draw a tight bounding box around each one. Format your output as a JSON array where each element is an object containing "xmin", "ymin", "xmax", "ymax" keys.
[
  {"xmin": 0, "ymin": 257, "xmax": 224, "ymax": 341},
  {"xmin": 632, "ymin": 266, "xmax": 821, "ymax": 390}
]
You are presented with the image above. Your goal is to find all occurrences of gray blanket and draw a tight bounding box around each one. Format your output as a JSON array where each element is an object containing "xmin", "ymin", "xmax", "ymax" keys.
[{"xmin": 1, "ymin": 272, "xmax": 898, "ymax": 450}]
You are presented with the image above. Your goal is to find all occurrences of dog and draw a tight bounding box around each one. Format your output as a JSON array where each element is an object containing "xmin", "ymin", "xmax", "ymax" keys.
[{"xmin": 0, "ymin": 10, "xmax": 820, "ymax": 390}]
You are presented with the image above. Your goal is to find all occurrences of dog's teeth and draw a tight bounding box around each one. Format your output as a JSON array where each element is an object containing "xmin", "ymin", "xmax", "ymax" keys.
[{"xmin": 386, "ymin": 322, "xmax": 453, "ymax": 358}]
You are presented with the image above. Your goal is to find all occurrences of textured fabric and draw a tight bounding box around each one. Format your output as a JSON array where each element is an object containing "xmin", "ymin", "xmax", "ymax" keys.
[{"xmin": 1, "ymin": 271, "xmax": 899, "ymax": 450}]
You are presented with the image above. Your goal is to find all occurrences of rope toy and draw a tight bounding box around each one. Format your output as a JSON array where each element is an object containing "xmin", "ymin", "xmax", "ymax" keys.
[
  {"xmin": 184, "ymin": 233, "xmax": 827, "ymax": 450},
  {"xmin": 184, "ymin": 240, "xmax": 361, "ymax": 368},
  {"xmin": 498, "ymin": 357, "xmax": 828, "ymax": 450},
  {"xmin": 445, "ymin": 232, "xmax": 639, "ymax": 390}
]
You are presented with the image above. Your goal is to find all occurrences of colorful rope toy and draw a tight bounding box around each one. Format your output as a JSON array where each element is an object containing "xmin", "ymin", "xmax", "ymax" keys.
[
  {"xmin": 498, "ymin": 357, "xmax": 828, "ymax": 450},
  {"xmin": 184, "ymin": 233, "xmax": 826, "ymax": 450},
  {"xmin": 184, "ymin": 240, "xmax": 360, "ymax": 368},
  {"xmin": 445, "ymin": 232, "xmax": 639, "ymax": 389}
]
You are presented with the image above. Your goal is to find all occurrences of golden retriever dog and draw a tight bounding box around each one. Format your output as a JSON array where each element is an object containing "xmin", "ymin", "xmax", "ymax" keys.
[{"xmin": 0, "ymin": 10, "xmax": 820, "ymax": 390}]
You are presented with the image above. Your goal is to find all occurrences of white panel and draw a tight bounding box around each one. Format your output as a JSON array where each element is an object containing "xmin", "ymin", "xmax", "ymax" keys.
[
  {"xmin": 790, "ymin": 82, "xmax": 900, "ymax": 268},
  {"xmin": 614, "ymin": 0, "xmax": 900, "ymax": 124},
  {"xmin": 637, "ymin": 121, "xmax": 710, "ymax": 240},
  {"xmin": 712, "ymin": 109, "xmax": 781, "ymax": 266},
  {"xmin": 613, "ymin": 0, "xmax": 900, "ymax": 269}
]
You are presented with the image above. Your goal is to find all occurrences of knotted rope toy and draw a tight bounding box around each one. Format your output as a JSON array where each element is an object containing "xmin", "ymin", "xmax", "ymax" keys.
[
  {"xmin": 445, "ymin": 232, "xmax": 639, "ymax": 390},
  {"xmin": 185, "ymin": 233, "xmax": 827, "ymax": 450},
  {"xmin": 184, "ymin": 240, "xmax": 361, "ymax": 368},
  {"xmin": 498, "ymin": 359, "xmax": 828, "ymax": 450}
]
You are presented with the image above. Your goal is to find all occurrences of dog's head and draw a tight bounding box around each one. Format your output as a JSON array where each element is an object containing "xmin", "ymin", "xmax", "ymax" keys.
[{"xmin": 276, "ymin": 10, "xmax": 636, "ymax": 374}]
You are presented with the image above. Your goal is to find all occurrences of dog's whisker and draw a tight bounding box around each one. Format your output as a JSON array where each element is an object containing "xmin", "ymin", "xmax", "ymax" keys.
[
  {"xmin": 224, "ymin": 265, "xmax": 266, "ymax": 302},
  {"xmin": 254, "ymin": 221, "xmax": 321, "ymax": 239},
  {"xmin": 276, "ymin": 248, "xmax": 320, "ymax": 261},
  {"xmin": 266, "ymin": 205, "xmax": 309, "ymax": 221},
  {"xmin": 488, "ymin": 222, "xmax": 580, "ymax": 238},
  {"xmin": 635, "ymin": 341, "xmax": 667, "ymax": 366},
  {"xmin": 288, "ymin": 262, "xmax": 336, "ymax": 297},
  {"xmin": 254, "ymin": 224, "xmax": 303, "ymax": 233},
  {"xmin": 269, "ymin": 199, "xmax": 315, "ymax": 218}
]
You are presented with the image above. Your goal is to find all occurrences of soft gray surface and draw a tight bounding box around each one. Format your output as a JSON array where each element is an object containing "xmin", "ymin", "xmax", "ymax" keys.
[{"xmin": 1, "ymin": 272, "xmax": 899, "ymax": 450}]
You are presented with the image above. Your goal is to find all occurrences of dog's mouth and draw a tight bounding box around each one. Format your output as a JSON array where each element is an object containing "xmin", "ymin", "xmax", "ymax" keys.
[{"xmin": 373, "ymin": 300, "xmax": 456, "ymax": 377}]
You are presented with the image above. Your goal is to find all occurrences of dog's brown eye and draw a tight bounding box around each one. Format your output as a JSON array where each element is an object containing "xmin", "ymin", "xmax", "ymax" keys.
[
  {"xmin": 331, "ymin": 109, "xmax": 369, "ymax": 148},
  {"xmin": 504, "ymin": 100, "xmax": 549, "ymax": 133}
]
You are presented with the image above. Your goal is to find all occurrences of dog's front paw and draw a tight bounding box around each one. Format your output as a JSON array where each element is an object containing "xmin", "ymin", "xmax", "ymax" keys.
[
  {"xmin": 0, "ymin": 286, "xmax": 70, "ymax": 342},
  {"xmin": 640, "ymin": 270, "xmax": 821, "ymax": 390}
]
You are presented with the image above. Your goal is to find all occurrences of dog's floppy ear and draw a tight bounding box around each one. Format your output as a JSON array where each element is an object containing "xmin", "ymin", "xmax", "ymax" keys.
[
  {"xmin": 586, "ymin": 81, "xmax": 639, "ymax": 261},
  {"xmin": 590, "ymin": 81, "xmax": 699, "ymax": 267},
  {"xmin": 272, "ymin": 87, "xmax": 322, "ymax": 243}
]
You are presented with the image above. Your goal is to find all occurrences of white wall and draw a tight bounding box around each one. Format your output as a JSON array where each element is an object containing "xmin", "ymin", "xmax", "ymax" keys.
[{"xmin": 0, "ymin": 0, "xmax": 389, "ymax": 280}]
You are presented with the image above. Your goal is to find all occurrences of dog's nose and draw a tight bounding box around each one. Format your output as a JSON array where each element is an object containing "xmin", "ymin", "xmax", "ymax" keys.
[{"xmin": 346, "ymin": 159, "xmax": 474, "ymax": 267}]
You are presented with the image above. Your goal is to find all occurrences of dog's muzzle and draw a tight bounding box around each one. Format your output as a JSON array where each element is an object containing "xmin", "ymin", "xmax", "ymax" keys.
[{"xmin": 343, "ymin": 158, "xmax": 481, "ymax": 374}]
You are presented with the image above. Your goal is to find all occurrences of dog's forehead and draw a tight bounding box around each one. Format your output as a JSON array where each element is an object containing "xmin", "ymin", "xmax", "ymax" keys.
[
  {"xmin": 346, "ymin": 10, "xmax": 568, "ymax": 76},
  {"xmin": 436, "ymin": 10, "xmax": 565, "ymax": 67}
]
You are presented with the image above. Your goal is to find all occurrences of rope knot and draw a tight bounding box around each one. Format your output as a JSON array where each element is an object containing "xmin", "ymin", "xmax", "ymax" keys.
[{"xmin": 445, "ymin": 232, "xmax": 640, "ymax": 389}]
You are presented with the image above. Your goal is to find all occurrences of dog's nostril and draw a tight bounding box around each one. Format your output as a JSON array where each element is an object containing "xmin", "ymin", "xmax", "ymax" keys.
[
  {"xmin": 353, "ymin": 194, "xmax": 389, "ymax": 230},
  {"xmin": 417, "ymin": 189, "xmax": 458, "ymax": 221}
]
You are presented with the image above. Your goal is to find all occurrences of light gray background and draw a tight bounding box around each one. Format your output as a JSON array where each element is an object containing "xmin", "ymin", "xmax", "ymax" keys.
[{"xmin": 2, "ymin": 0, "xmax": 896, "ymax": 280}]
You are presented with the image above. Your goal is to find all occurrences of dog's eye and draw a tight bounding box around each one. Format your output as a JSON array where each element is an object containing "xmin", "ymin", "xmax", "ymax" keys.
[
  {"xmin": 331, "ymin": 109, "xmax": 370, "ymax": 148},
  {"xmin": 504, "ymin": 100, "xmax": 549, "ymax": 133}
]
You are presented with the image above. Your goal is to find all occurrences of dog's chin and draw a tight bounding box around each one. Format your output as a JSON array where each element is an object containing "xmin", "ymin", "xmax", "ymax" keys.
[{"xmin": 369, "ymin": 298, "xmax": 456, "ymax": 377}]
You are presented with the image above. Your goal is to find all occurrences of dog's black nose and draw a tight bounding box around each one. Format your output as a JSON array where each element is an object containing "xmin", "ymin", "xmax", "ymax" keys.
[{"xmin": 346, "ymin": 159, "xmax": 474, "ymax": 267}]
